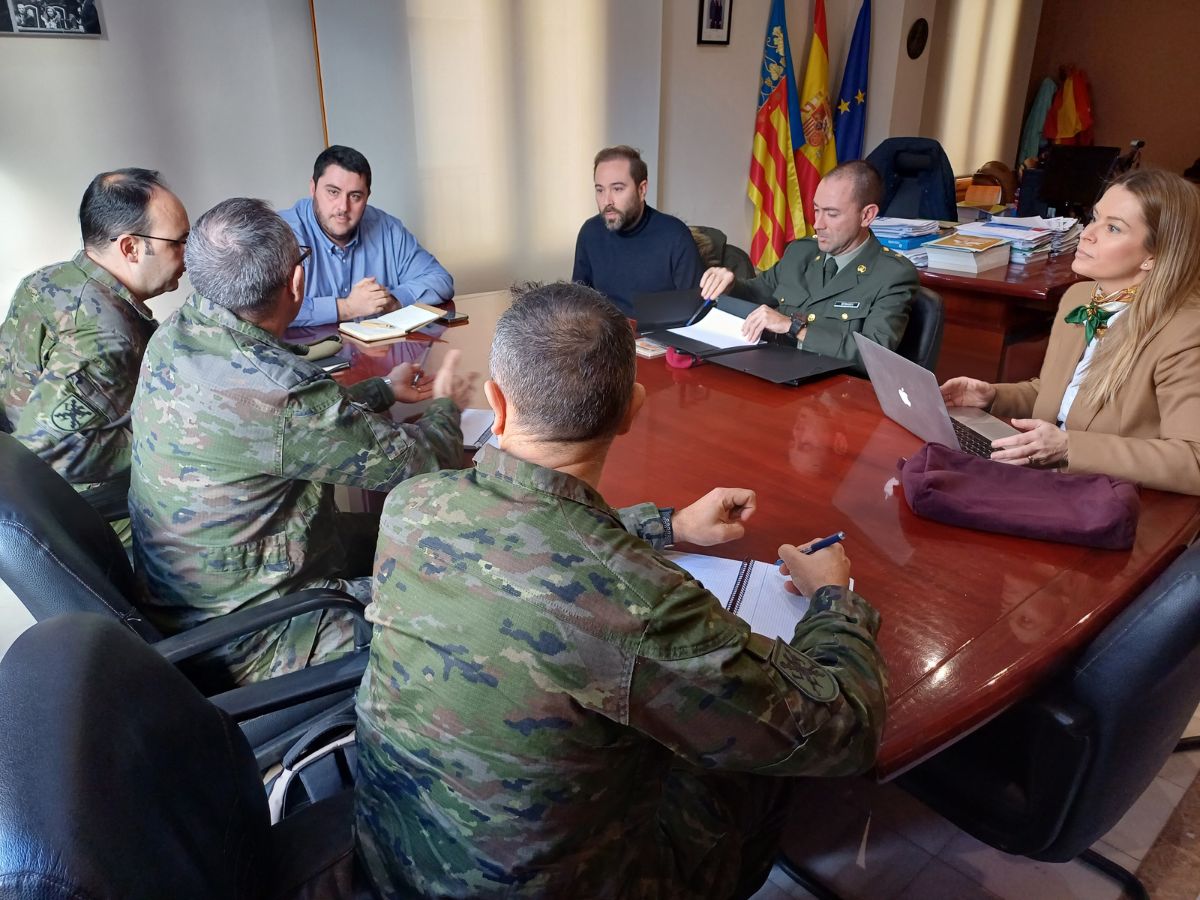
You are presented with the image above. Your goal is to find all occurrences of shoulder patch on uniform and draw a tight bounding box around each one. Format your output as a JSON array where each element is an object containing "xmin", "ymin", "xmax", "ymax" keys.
[
  {"xmin": 770, "ymin": 640, "xmax": 840, "ymax": 703},
  {"xmin": 49, "ymin": 391, "xmax": 104, "ymax": 433}
]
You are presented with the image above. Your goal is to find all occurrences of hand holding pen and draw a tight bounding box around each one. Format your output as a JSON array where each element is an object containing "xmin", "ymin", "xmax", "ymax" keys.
[{"xmin": 777, "ymin": 532, "xmax": 850, "ymax": 596}]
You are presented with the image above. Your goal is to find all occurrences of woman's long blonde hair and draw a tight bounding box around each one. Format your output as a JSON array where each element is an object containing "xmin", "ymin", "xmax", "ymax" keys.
[{"xmin": 1083, "ymin": 169, "xmax": 1200, "ymax": 407}]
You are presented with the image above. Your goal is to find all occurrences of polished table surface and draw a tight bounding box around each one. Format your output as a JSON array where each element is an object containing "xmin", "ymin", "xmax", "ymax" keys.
[
  {"xmin": 921, "ymin": 254, "xmax": 1086, "ymax": 385},
  {"xmin": 292, "ymin": 291, "xmax": 1200, "ymax": 779}
]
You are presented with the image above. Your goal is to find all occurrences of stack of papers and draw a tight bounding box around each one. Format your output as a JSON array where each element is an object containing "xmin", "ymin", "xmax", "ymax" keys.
[
  {"xmin": 976, "ymin": 215, "xmax": 1082, "ymax": 257},
  {"xmin": 871, "ymin": 218, "xmax": 940, "ymax": 239},
  {"xmin": 956, "ymin": 221, "xmax": 1053, "ymax": 266},
  {"xmin": 870, "ymin": 218, "xmax": 942, "ymax": 266}
]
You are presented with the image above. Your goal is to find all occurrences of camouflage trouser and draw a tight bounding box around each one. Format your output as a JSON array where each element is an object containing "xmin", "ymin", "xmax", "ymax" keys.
[
  {"xmin": 223, "ymin": 511, "xmax": 384, "ymax": 686},
  {"xmin": 659, "ymin": 762, "xmax": 794, "ymax": 900}
]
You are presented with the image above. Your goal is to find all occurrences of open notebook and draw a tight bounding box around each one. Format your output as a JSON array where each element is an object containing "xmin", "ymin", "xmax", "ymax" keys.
[
  {"xmin": 665, "ymin": 552, "xmax": 810, "ymax": 639},
  {"xmin": 339, "ymin": 304, "xmax": 443, "ymax": 342}
]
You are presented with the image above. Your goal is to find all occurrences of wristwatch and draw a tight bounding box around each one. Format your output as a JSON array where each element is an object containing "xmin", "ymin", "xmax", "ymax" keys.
[
  {"xmin": 787, "ymin": 315, "xmax": 805, "ymax": 340},
  {"xmin": 659, "ymin": 507, "xmax": 675, "ymax": 547}
]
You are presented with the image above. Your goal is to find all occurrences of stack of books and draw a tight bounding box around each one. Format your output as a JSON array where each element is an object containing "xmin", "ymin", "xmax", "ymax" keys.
[
  {"xmin": 870, "ymin": 218, "xmax": 942, "ymax": 268},
  {"xmin": 923, "ymin": 233, "xmax": 1011, "ymax": 274},
  {"xmin": 956, "ymin": 221, "xmax": 1053, "ymax": 266}
]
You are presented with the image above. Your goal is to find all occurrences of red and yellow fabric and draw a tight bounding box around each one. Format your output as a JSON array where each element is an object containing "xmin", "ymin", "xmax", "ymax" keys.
[
  {"xmin": 748, "ymin": 0, "xmax": 804, "ymax": 269},
  {"xmin": 1044, "ymin": 67, "xmax": 1094, "ymax": 145},
  {"xmin": 795, "ymin": 0, "xmax": 839, "ymax": 233}
]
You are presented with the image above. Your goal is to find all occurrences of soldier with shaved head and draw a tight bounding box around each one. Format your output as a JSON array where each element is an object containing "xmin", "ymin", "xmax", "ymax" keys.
[{"xmin": 356, "ymin": 281, "xmax": 888, "ymax": 899}]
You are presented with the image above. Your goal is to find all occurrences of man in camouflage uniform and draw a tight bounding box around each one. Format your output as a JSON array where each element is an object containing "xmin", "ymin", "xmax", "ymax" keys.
[
  {"xmin": 129, "ymin": 198, "xmax": 473, "ymax": 686},
  {"xmin": 356, "ymin": 282, "xmax": 888, "ymax": 899},
  {"xmin": 0, "ymin": 168, "xmax": 189, "ymax": 541},
  {"xmin": 700, "ymin": 160, "xmax": 917, "ymax": 373}
]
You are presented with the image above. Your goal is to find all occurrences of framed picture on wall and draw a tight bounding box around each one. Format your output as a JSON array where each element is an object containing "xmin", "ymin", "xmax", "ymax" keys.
[
  {"xmin": 697, "ymin": 0, "xmax": 732, "ymax": 46},
  {"xmin": 1, "ymin": 0, "xmax": 102, "ymax": 36}
]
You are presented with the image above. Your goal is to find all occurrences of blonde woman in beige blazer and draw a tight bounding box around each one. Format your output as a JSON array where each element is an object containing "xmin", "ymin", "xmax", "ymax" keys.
[{"xmin": 940, "ymin": 169, "xmax": 1200, "ymax": 495}]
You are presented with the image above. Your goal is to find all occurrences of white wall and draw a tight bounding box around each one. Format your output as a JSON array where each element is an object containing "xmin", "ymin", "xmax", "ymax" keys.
[
  {"xmin": 658, "ymin": 0, "xmax": 936, "ymax": 254},
  {"xmin": 313, "ymin": 0, "xmax": 663, "ymax": 294},
  {"xmin": 0, "ymin": 0, "xmax": 325, "ymax": 317}
]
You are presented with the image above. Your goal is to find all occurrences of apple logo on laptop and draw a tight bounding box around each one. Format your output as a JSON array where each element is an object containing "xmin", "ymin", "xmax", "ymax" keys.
[{"xmin": 898, "ymin": 387, "xmax": 912, "ymax": 407}]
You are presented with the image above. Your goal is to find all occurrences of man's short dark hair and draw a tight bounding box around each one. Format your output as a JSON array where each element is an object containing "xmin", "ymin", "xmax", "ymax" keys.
[
  {"xmin": 491, "ymin": 283, "xmax": 635, "ymax": 442},
  {"xmin": 826, "ymin": 159, "xmax": 884, "ymax": 210},
  {"xmin": 593, "ymin": 146, "xmax": 648, "ymax": 186},
  {"xmin": 185, "ymin": 198, "xmax": 299, "ymax": 318},
  {"xmin": 78, "ymin": 168, "xmax": 167, "ymax": 251},
  {"xmin": 313, "ymin": 145, "xmax": 372, "ymax": 190}
]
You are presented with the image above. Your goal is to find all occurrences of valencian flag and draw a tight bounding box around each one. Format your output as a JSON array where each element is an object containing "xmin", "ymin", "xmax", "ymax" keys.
[
  {"xmin": 795, "ymin": 0, "xmax": 838, "ymax": 232},
  {"xmin": 834, "ymin": 0, "xmax": 871, "ymax": 162},
  {"xmin": 747, "ymin": 0, "xmax": 804, "ymax": 269}
]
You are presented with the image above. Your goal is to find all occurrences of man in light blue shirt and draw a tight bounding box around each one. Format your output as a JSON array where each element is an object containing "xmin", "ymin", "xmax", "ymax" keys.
[{"xmin": 280, "ymin": 145, "xmax": 454, "ymax": 326}]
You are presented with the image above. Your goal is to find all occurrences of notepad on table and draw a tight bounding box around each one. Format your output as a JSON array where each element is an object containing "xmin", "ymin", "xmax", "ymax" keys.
[
  {"xmin": 338, "ymin": 304, "xmax": 444, "ymax": 342},
  {"xmin": 665, "ymin": 551, "xmax": 810, "ymax": 639},
  {"xmin": 666, "ymin": 308, "xmax": 758, "ymax": 351},
  {"xmin": 460, "ymin": 408, "xmax": 496, "ymax": 451}
]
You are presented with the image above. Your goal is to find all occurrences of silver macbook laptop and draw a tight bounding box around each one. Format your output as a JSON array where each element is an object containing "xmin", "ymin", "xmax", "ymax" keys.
[{"xmin": 853, "ymin": 333, "xmax": 1018, "ymax": 457}]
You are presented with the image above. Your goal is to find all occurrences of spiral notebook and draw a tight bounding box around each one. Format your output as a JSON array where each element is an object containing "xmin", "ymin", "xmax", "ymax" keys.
[{"xmin": 665, "ymin": 552, "xmax": 810, "ymax": 639}]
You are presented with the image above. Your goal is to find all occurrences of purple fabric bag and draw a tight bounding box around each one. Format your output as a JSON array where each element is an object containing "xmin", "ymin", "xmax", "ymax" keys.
[{"xmin": 898, "ymin": 443, "xmax": 1140, "ymax": 550}]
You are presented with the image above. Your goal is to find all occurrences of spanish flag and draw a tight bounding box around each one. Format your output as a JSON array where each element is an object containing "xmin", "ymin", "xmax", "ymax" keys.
[
  {"xmin": 796, "ymin": 0, "xmax": 838, "ymax": 233},
  {"xmin": 747, "ymin": 0, "xmax": 804, "ymax": 269},
  {"xmin": 1044, "ymin": 67, "xmax": 1094, "ymax": 145}
]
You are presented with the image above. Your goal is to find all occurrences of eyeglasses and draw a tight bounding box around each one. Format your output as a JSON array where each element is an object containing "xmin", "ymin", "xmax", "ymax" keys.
[
  {"xmin": 110, "ymin": 232, "xmax": 189, "ymax": 247},
  {"xmin": 297, "ymin": 245, "xmax": 312, "ymax": 265}
]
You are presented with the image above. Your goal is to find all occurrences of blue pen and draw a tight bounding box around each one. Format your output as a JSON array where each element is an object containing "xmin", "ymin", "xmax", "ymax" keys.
[
  {"xmin": 684, "ymin": 298, "xmax": 715, "ymax": 326},
  {"xmin": 803, "ymin": 531, "xmax": 846, "ymax": 555}
]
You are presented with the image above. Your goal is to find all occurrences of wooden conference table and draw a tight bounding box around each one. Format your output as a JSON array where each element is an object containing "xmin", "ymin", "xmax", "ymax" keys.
[
  {"xmin": 921, "ymin": 253, "xmax": 1086, "ymax": 385},
  {"xmin": 296, "ymin": 290, "xmax": 1200, "ymax": 780}
]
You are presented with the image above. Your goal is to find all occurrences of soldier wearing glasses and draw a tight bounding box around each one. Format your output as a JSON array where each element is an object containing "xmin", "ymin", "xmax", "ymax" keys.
[{"xmin": 0, "ymin": 168, "xmax": 189, "ymax": 542}]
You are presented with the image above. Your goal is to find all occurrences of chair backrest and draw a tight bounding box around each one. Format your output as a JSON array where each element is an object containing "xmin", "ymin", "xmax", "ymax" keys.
[
  {"xmin": 1045, "ymin": 540, "xmax": 1200, "ymax": 858},
  {"xmin": 894, "ymin": 287, "xmax": 945, "ymax": 372},
  {"xmin": 866, "ymin": 137, "xmax": 958, "ymax": 221},
  {"xmin": 0, "ymin": 614, "xmax": 270, "ymax": 899},
  {"xmin": 0, "ymin": 433, "xmax": 157, "ymax": 640},
  {"xmin": 690, "ymin": 225, "xmax": 756, "ymax": 280}
]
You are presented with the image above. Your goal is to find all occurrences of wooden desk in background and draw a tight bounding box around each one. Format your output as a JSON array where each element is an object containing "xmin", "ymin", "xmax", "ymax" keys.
[
  {"xmin": 291, "ymin": 291, "xmax": 1200, "ymax": 780},
  {"xmin": 921, "ymin": 254, "xmax": 1086, "ymax": 385}
]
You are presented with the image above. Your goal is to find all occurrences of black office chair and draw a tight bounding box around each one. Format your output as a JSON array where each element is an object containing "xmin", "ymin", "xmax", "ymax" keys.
[
  {"xmin": 0, "ymin": 431, "xmax": 367, "ymax": 767},
  {"xmin": 894, "ymin": 287, "xmax": 945, "ymax": 372},
  {"xmin": 865, "ymin": 137, "xmax": 958, "ymax": 221},
  {"xmin": 690, "ymin": 225, "xmax": 756, "ymax": 280},
  {"xmin": 897, "ymin": 540, "xmax": 1200, "ymax": 899},
  {"xmin": 0, "ymin": 614, "xmax": 372, "ymax": 900}
]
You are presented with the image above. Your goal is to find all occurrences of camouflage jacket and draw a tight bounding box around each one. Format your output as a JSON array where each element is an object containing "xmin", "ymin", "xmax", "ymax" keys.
[
  {"xmin": 0, "ymin": 252, "xmax": 155, "ymax": 492},
  {"xmin": 356, "ymin": 445, "xmax": 888, "ymax": 899},
  {"xmin": 129, "ymin": 292, "xmax": 463, "ymax": 683}
]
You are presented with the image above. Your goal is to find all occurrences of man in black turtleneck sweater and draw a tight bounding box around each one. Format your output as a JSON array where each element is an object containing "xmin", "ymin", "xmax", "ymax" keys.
[{"xmin": 572, "ymin": 145, "xmax": 703, "ymax": 317}]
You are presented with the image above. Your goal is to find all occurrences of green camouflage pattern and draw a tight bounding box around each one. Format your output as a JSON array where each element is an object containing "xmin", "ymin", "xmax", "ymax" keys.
[
  {"xmin": 356, "ymin": 444, "xmax": 888, "ymax": 898},
  {"xmin": 0, "ymin": 252, "xmax": 155, "ymax": 501},
  {"xmin": 129, "ymin": 292, "xmax": 463, "ymax": 684}
]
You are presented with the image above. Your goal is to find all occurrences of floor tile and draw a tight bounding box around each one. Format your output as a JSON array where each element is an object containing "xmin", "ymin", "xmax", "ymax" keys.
[
  {"xmin": 1090, "ymin": 839, "xmax": 1141, "ymax": 876},
  {"xmin": 1136, "ymin": 843, "xmax": 1200, "ymax": 900},
  {"xmin": 939, "ymin": 830, "xmax": 1123, "ymax": 900},
  {"xmin": 782, "ymin": 813, "xmax": 931, "ymax": 899},
  {"xmin": 862, "ymin": 783, "xmax": 961, "ymax": 856},
  {"xmin": 755, "ymin": 866, "xmax": 821, "ymax": 899},
  {"xmin": 894, "ymin": 857, "xmax": 1001, "ymax": 899},
  {"xmin": 1101, "ymin": 775, "xmax": 1188, "ymax": 861},
  {"xmin": 1159, "ymin": 749, "xmax": 1200, "ymax": 791}
]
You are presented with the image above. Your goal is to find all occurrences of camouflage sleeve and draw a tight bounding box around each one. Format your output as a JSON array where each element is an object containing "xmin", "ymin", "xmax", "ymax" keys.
[
  {"xmin": 12, "ymin": 324, "xmax": 140, "ymax": 485},
  {"xmin": 628, "ymin": 582, "xmax": 887, "ymax": 777},
  {"xmin": 280, "ymin": 386, "xmax": 463, "ymax": 491},
  {"xmin": 346, "ymin": 376, "xmax": 395, "ymax": 413},
  {"xmin": 617, "ymin": 502, "xmax": 670, "ymax": 550}
]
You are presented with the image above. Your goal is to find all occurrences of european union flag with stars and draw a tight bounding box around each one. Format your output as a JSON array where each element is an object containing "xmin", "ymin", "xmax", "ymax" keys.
[{"xmin": 835, "ymin": 0, "xmax": 871, "ymax": 162}]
